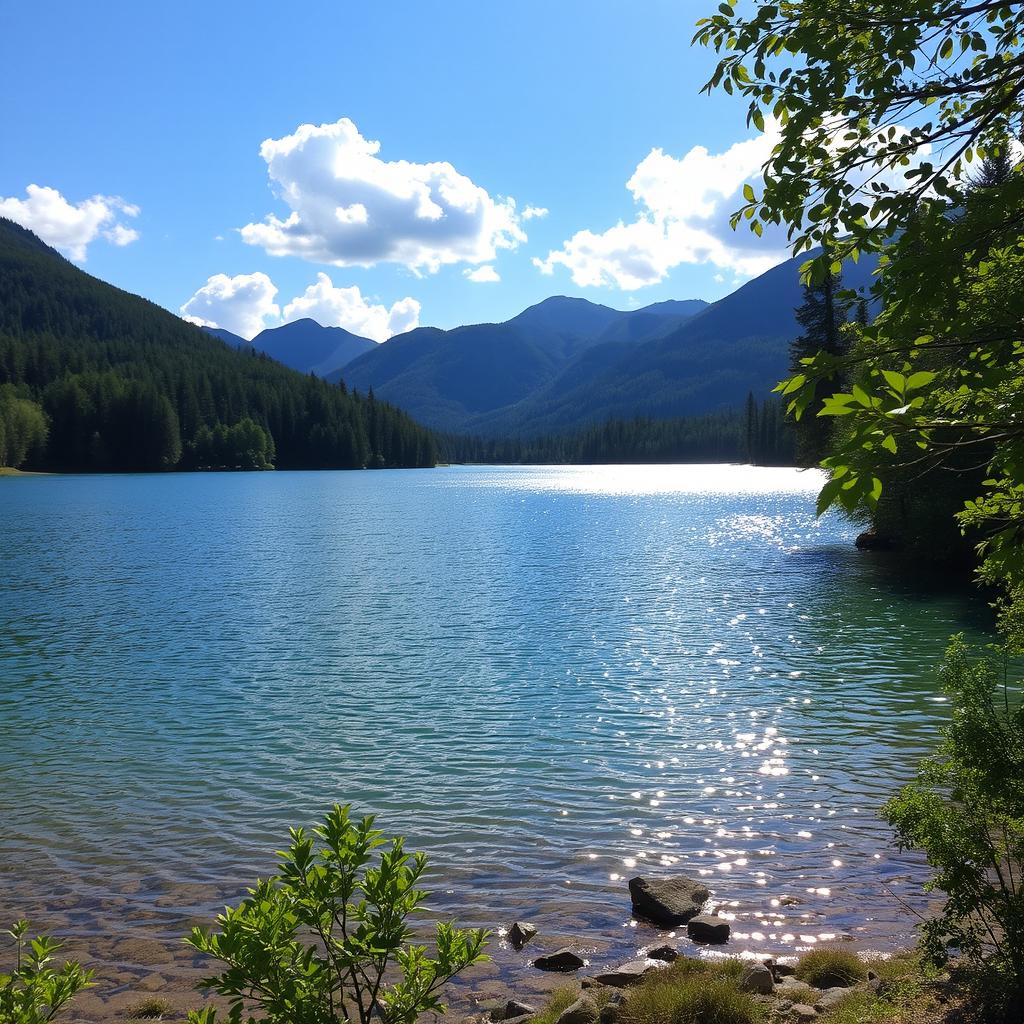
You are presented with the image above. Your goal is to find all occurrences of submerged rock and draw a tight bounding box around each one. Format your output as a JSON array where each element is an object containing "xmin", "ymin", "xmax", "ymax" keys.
[
  {"xmin": 533, "ymin": 948, "xmax": 585, "ymax": 972},
  {"xmin": 554, "ymin": 995, "xmax": 598, "ymax": 1024},
  {"xmin": 685, "ymin": 914, "xmax": 730, "ymax": 944},
  {"xmin": 507, "ymin": 922, "xmax": 538, "ymax": 950},
  {"xmin": 627, "ymin": 875, "xmax": 709, "ymax": 926},
  {"xmin": 738, "ymin": 962, "xmax": 774, "ymax": 995}
]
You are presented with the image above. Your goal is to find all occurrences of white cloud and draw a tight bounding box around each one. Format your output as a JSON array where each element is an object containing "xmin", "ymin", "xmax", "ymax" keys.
[
  {"xmin": 522, "ymin": 205, "xmax": 548, "ymax": 220},
  {"xmin": 463, "ymin": 265, "xmax": 500, "ymax": 283},
  {"xmin": 283, "ymin": 272, "xmax": 420, "ymax": 341},
  {"xmin": 534, "ymin": 127, "xmax": 788, "ymax": 289},
  {"xmin": 180, "ymin": 272, "xmax": 280, "ymax": 339},
  {"xmin": 240, "ymin": 117, "xmax": 526, "ymax": 273},
  {"xmin": 0, "ymin": 184, "xmax": 140, "ymax": 261}
]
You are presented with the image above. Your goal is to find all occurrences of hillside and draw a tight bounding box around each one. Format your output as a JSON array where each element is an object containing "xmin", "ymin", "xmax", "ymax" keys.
[
  {"xmin": 338, "ymin": 254, "xmax": 876, "ymax": 437},
  {"xmin": 0, "ymin": 218, "xmax": 436, "ymax": 471},
  {"xmin": 335, "ymin": 295, "xmax": 708, "ymax": 432}
]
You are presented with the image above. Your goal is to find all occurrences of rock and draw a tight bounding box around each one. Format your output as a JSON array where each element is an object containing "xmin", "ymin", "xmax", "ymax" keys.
[
  {"xmin": 554, "ymin": 995, "xmax": 599, "ymax": 1024},
  {"xmin": 855, "ymin": 531, "xmax": 897, "ymax": 551},
  {"xmin": 627, "ymin": 875, "xmax": 709, "ymax": 926},
  {"xmin": 533, "ymin": 948, "xmax": 585, "ymax": 972},
  {"xmin": 776, "ymin": 977, "xmax": 810, "ymax": 995},
  {"xmin": 598, "ymin": 1005, "xmax": 618, "ymax": 1024},
  {"xmin": 773, "ymin": 961, "xmax": 797, "ymax": 978},
  {"xmin": 738, "ymin": 962, "xmax": 774, "ymax": 995},
  {"xmin": 492, "ymin": 1002, "xmax": 537, "ymax": 1021},
  {"xmin": 645, "ymin": 945, "xmax": 679, "ymax": 962},
  {"xmin": 809, "ymin": 970, "xmax": 858, "ymax": 990},
  {"xmin": 502, "ymin": 1016, "xmax": 534, "ymax": 1024},
  {"xmin": 507, "ymin": 922, "xmax": 538, "ymax": 950},
  {"xmin": 814, "ymin": 989, "xmax": 851, "ymax": 1012},
  {"xmin": 591, "ymin": 960, "xmax": 663, "ymax": 987},
  {"xmin": 686, "ymin": 915, "xmax": 730, "ymax": 944},
  {"xmin": 791, "ymin": 1005, "xmax": 817, "ymax": 1021}
]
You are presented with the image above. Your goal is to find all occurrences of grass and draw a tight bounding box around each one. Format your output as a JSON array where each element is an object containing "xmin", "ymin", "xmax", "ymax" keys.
[
  {"xmin": 793, "ymin": 947, "xmax": 867, "ymax": 989},
  {"xmin": 125, "ymin": 997, "xmax": 173, "ymax": 1019},
  {"xmin": 616, "ymin": 960, "xmax": 764, "ymax": 1024},
  {"xmin": 529, "ymin": 987, "xmax": 582, "ymax": 1024}
]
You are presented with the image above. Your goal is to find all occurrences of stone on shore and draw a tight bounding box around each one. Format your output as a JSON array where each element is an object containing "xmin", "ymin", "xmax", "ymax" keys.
[
  {"xmin": 507, "ymin": 922, "xmax": 538, "ymax": 950},
  {"xmin": 791, "ymin": 1005, "xmax": 818, "ymax": 1021},
  {"xmin": 737, "ymin": 962, "xmax": 774, "ymax": 995},
  {"xmin": 491, "ymin": 1001, "xmax": 537, "ymax": 1021},
  {"xmin": 814, "ymin": 989, "xmax": 853, "ymax": 1012},
  {"xmin": 685, "ymin": 914, "xmax": 730, "ymax": 944},
  {"xmin": 627, "ymin": 875, "xmax": 709, "ymax": 926},
  {"xmin": 554, "ymin": 995, "xmax": 598, "ymax": 1024},
  {"xmin": 533, "ymin": 948, "xmax": 585, "ymax": 972},
  {"xmin": 591, "ymin": 959, "xmax": 664, "ymax": 987}
]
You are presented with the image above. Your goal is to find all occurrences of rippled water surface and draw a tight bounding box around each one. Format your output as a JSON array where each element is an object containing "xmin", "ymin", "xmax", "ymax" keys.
[{"xmin": 0, "ymin": 465, "xmax": 991, "ymax": 1001}]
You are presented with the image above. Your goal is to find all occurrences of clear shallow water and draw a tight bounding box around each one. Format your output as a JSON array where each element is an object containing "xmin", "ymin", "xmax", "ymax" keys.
[{"xmin": 0, "ymin": 465, "xmax": 991, "ymax": 988}]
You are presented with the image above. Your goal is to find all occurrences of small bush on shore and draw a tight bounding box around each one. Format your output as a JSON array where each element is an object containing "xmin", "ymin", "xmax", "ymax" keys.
[
  {"xmin": 616, "ymin": 960, "xmax": 763, "ymax": 1024},
  {"xmin": 126, "ymin": 996, "xmax": 173, "ymax": 1019},
  {"xmin": 793, "ymin": 947, "xmax": 866, "ymax": 988},
  {"xmin": 184, "ymin": 804, "xmax": 488, "ymax": 1024},
  {"xmin": 0, "ymin": 921, "xmax": 93, "ymax": 1024},
  {"xmin": 529, "ymin": 987, "xmax": 581, "ymax": 1024}
]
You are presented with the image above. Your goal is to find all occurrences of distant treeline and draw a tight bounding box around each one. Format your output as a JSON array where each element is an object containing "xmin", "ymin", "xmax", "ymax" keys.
[
  {"xmin": 0, "ymin": 218, "xmax": 437, "ymax": 472},
  {"xmin": 440, "ymin": 396, "xmax": 793, "ymax": 466}
]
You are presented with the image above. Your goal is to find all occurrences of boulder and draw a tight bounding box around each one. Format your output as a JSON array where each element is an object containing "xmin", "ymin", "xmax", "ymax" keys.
[
  {"xmin": 685, "ymin": 915, "xmax": 730, "ymax": 944},
  {"xmin": 533, "ymin": 948, "xmax": 585, "ymax": 972},
  {"xmin": 814, "ymin": 989, "xmax": 852, "ymax": 1012},
  {"xmin": 645, "ymin": 945, "xmax": 679, "ymax": 962},
  {"xmin": 494, "ymin": 1002, "xmax": 537, "ymax": 1021},
  {"xmin": 738, "ymin": 962, "xmax": 774, "ymax": 995},
  {"xmin": 791, "ymin": 1005, "xmax": 817, "ymax": 1021},
  {"xmin": 591, "ymin": 960, "xmax": 662, "ymax": 987},
  {"xmin": 855, "ymin": 531, "xmax": 897, "ymax": 551},
  {"xmin": 776, "ymin": 977, "xmax": 810, "ymax": 995},
  {"xmin": 554, "ymin": 995, "xmax": 599, "ymax": 1024},
  {"xmin": 507, "ymin": 922, "xmax": 538, "ymax": 950},
  {"xmin": 627, "ymin": 875, "xmax": 709, "ymax": 926}
]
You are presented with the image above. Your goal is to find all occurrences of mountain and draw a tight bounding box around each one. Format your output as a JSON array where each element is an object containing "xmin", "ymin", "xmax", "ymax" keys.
[
  {"xmin": 336, "ymin": 255, "xmax": 875, "ymax": 437},
  {"xmin": 250, "ymin": 319, "xmax": 377, "ymax": 376},
  {"xmin": 0, "ymin": 218, "xmax": 436, "ymax": 472},
  {"xmin": 334, "ymin": 295, "xmax": 708, "ymax": 432},
  {"xmin": 204, "ymin": 326, "xmax": 247, "ymax": 348}
]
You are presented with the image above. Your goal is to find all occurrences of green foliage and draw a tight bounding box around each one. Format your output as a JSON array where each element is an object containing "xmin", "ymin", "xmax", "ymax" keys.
[
  {"xmin": 0, "ymin": 921, "xmax": 93, "ymax": 1024},
  {"xmin": 615, "ymin": 959, "xmax": 761, "ymax": 1024},
  {"xmin": 793, "ymin": 947, "xmax": 866, "ymax": 988},
  {"xmin": 185, "ymin": 805, "xmax": 488, "ymax": 1024},
  {"xmin": 0, "ymin": 387, "xmax": 48, "ymax": 469},
  {"xmin": 0, "ymin": 218, "xmax": 437, "ymax": 473},
  {"xmin": 882, "ymin": 636, "xmax": 1024, "ymax": 1010},
  {"xmin": 528, "ymin": 987, "xmax": 580, "ymax": 1024}
]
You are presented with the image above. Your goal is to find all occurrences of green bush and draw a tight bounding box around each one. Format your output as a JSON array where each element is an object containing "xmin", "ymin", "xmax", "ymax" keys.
[
  {"xmin": 185, "ymin": 805, "xmax": 488, "ymax": 1024},
  {"xmin": 126, "ymin": 996, "xmax": 174, "ymax": 1019},
  {"xmin": 883, "ymin": 636, "xmax": 1024, "ymax": 1012},
  {"xmin": 793, "ymin": 947, "xmax": 866, "ymax": 989},
  {"xmin": 0, "ymin": 921, "xmax": 93, "ymax": 1024},
  {"xmin": 617, "ymin": 960, "xmax": 762, "ymax": 1024}
]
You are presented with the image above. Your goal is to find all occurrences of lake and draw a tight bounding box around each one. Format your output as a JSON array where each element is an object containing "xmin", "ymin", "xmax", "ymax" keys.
[{"xmin": 0, "ymin": 465, "xmax": 990, "ymax": 1014}]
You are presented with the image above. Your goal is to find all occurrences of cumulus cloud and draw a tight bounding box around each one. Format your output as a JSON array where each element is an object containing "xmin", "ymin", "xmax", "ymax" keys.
[
  {"xmin": 534, "ymin": 127, "xmax": 788, "ymax": 289},
  {"xmin": 240, "ymin": 117, "xmax": 526, "ymax": 273},
  {"xmin": 181, "ymin": 271, "xmax": 420, "ymax": 342},
  {"xmin": 464, "ymin": 265, "xmax": 500, "ymax": 283},
  {"xmin": 283, "ymin": 272, "xmax": 420, "ymax": 341},
  {"xmin": 180, "ymin": 272, "xmax": 281, "ymax": 339},
  {"xmin": 0, "ymin": 184, "xmax": 140, "ymax": 261},
  {"xmin": 521, "ymin": 205, "xmax": 548, "ymax": 220}
]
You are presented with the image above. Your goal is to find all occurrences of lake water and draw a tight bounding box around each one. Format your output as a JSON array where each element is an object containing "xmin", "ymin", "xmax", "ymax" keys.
[{"xmin": 0, "ymin": 465, "xmax": 991, "ymax": 1012}]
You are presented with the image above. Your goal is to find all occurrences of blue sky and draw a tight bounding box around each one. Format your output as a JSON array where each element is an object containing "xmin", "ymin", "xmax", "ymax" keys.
[{"xmin": 0, "ymin": 0, "xmax": 789, "ymax": 341}]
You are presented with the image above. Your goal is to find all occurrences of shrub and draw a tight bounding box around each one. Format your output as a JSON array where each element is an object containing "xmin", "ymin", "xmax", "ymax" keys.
[
  {"xmin": 0, "ymin": 921, "xmax": 93, "ymax": 1024},
  {"xmin": 882, "ymin": 636, "xmax": 1024, "ymax": 1012},
  {"xmin": 617, "ymin": 960, "xmax": 762, "ymax": 1024},
  {"xmin": 126, "ymin": 996, "xmax": 174, "ymax": 1019},
  {"xmin": 185, "ymin": 805, "xmax": 488, "ymax": 1024},
  {"xmin": 793, "ymin": 948, "xmax": 866, "ymax": 989}
]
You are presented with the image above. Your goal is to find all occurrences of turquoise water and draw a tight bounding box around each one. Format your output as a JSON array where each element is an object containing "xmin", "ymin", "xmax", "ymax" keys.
[{"xmin": 0, "ymin": 465, "xmax": 990, "ymax": 974}]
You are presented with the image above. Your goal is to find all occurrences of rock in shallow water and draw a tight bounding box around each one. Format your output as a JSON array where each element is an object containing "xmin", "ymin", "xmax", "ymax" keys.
[
  {"xmin": 685, "ymin": 914, "xmax": 730, "ymax": 944},
  {"xmin": 645, "ymin": 945, "xmax": 678, "ymax": 962},
  {"xmin": 591, "ymin": 960, "xmax": 664, "ymax": 987},
  {"xmin": 533, "ymin": 948, "xmax": 585, "ymax": 972},
  {"xmin": 627, "ymin": 875, "xmax": 709, "ymax": 926},
  {"xmin": 507, "ymin": 922, "xmax": 538, "ymax": 950}
]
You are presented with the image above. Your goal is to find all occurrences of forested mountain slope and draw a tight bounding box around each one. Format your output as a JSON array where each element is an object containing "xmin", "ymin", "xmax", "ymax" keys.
[{"xmin": 0, "ymin": 218, "xmax": 436, "ymax": 471}]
